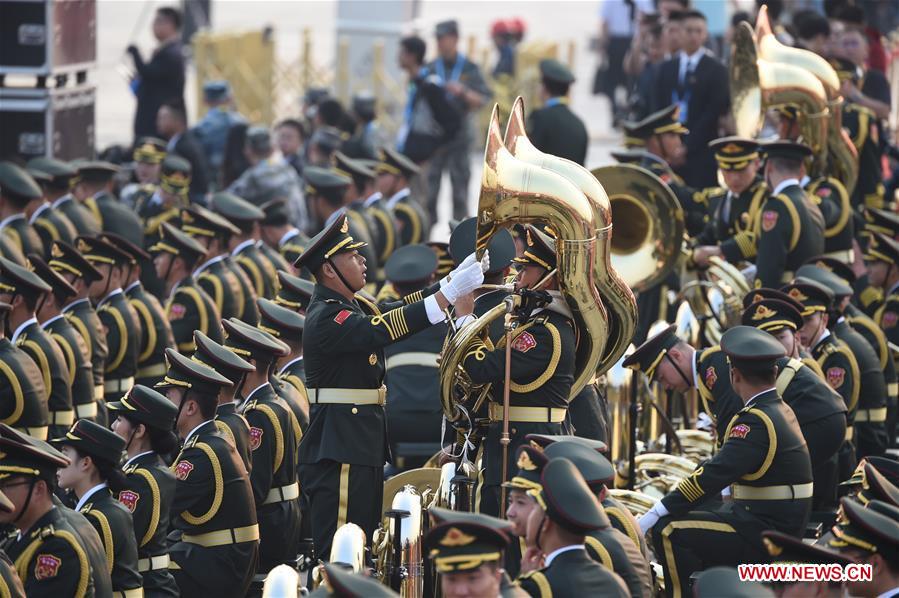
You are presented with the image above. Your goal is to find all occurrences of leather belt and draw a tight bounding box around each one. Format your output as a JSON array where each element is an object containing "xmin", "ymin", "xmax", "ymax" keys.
[
  {"xmin": 94, "ymin": 385, "xmax": 105, "ymax": 400},
  {"xmin": 845, "ymin": 427, "xmax": 854, "ymax": 441},
  {"xmin": 309, "ymin": 386, "xmax": 386, "ymax": 406},
  {"xmin": 385, "ymin": 352, "xmax": 440, "ymax": 370},
  {"xmin": 105, "ymin": 376, "xmax": 134, "ymax": 393},
  {"xmin": 821, "ymin": 249, "xmax": 854, "ymax": 264},
  {"xmin": 48, "ymin": 410, "xmax": 75, "ymax": 426},
  {"xmin": 488, "ymin": 403, "xmax": 567, "ymax": 423},
  {"xmin": 137, "ymin": 554, "xmax": 170, "ymax": 572},
  {"xmin": 136, "ymin": 363, "xmax": 167, "ymax": 379},
  {"xmin": 889, "ymin": 383, "xmax": 898, "ymax": 397},
  {"xmin": 262, "ymin": 482, "xmax": 300, "ymax": 505},
  {"xmin": 182, "ymin": 524, "xmax": 259, "ymax": 548},
  {"xmin": 14, "ymin": 426, "xmax": 48, "ymax": 440},
  {"xmin": 733, "ymin": 482, "xmax": 814, "ymax": 500},
  {"xmin": 75, "ymin": 402, "xmax": 99, "ymax": 419},
  {"xmin": 854, "ymin": 407, "xmax": 887, "ymax": 423}
]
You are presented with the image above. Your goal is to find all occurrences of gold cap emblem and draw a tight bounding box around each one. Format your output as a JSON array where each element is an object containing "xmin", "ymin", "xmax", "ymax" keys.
[
  {"xmin": 439, "ymin": 527, "xmax": 476, "ymax": 547},
  {"xmin": 752, "ymin": 304, "xmax": 777, "ymax": 321},
  {"xmin": 51, "ymin": 243, "xmax": 64, "ymax": 258},
  {"xmin": 76, "ymin": 238, "xmax": 90, "ymax": 253},
  {"xmin": 340, "ymin": 218, "xmax": 349, "ymax": 234},
  {"xmin": 762, "ymin": 537, "xmax": 782, "ymax": 556},
  {"xmin": 787, "ymin": 288, "xmax": 808, "ymax": 302},
  {"xmin": 721, "ymin": 142, "xmax": 743, "ymax": 154},
  {"xmin": 517, "ymin": 450, "xmax": 537, "ymax": 471}
]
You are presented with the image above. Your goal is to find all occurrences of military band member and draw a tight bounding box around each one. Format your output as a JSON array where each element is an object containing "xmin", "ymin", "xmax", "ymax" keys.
[
  {"xmin": 52, "ymin": 419, "xmax": 143, "ymax": 596},
  {"xmin": 0, "ymin": 163, "xmax": 44, "ymax": 258},
  {"xmin": 297, "ymin": 214, "xmax": 483, "ymax": 559},
  {"xmin": 376, "ymin": 147, "xmax": 429, "ymax": 247},
  {"xmin": 157, "ymin": 349, "xmax": 259, "ymax": 597},
  {"xmin": 257, "ymin": 298, "xmax": 309, "ymax": 431},
  {"xmin": 0, "ymin": 257, "xmax": 73, "ymax": 439},
  {"xmin": 150, "ymin": 222, "xmax": 224, "ymax": 353},
  {"xmin": 637, "ymin": 326, "xmax": 813, "ymax": 598},
  {"xmin": 358, "ymin": 158, "xmax": 399, "ymax": 273},
  {"xmin": 0, "ymin": 302, "xmax": 48, "ymax": 438},
  {"xmin": 138, "ymin": 155, "xmax": 190, "ymax": 247},
  {"xmin": 275, "ymin": 270, "xmax": 315, "ymax": 314},
  {"xmin": 334, "ymin": 152, "xmax": 390, "ymax": 276},
  {"xmin": 121, "ymin": 137, "xmax": 166, "ymax": 210},
  {"xmin": 108, "ymin": 385, "xmax": 180, "ymax": 597},
  {"xmin": 526, "ymin": 59, "xmax": 588, "ymax": 166},
  {"xmin": 259, "ymin": 198, "xmax": 308, "ymax": 272},
  {"xmin": 221, "ymin": 318, "xmax": 301, "ymax": 571},
  {"xmin": 73, "ymin": 161, "xmax": 144, "ymax": 247},
  {"xmin": 29, "ymin": 256, "xmax": 97, "ymax": 423},
  {"xmin": 863, "ymin": 233, "xmax": 899, "ymax": 348},
  {"xmin": 762, "ymin": 529, "xmax": 855, "ymax": 598},
  {"xmin": 26, "ymin": 157, "xmax": 99, "ymax": 238},
  {"xmin": 24, "ymin": 168, "xmax": 77, "ymax": 258},
  {"xmin": 0, "ymin": 489, "xmax": 26, "ymax": 597},
  {"xmin": 825, "ymin": 499, "xmax": 899, "ymax": 598},
  {"xmin": 193, "ymin": 330, "xmax": 255, "ymax": 475},
  {"xmin": 0, "ymin": 425, "xmax": 99, "ymax": 597}
]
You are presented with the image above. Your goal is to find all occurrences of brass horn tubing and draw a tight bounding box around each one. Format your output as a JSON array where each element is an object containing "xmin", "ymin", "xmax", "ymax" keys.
[{"xmin": 758, "ymin": 58, "xmax": 829, "ymax": 155}]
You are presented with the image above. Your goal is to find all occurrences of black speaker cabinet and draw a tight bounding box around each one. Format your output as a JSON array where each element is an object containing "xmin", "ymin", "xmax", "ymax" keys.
[
  {"xmin": 0, "ymin": 0, "xmax": 96, "ymax": 76},
  {"xmin": 0, "ymin": 84, "xmax": 95, "ymax": 160}
]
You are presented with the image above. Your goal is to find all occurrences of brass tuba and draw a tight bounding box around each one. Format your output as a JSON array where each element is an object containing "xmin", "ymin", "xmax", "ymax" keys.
[
  {"xmin": 372, "ymin": 485, "xmax": 425, "ymax": 597},
  {"xmin": 309, "ymin": 522, "xmax": 368, "ymax": 590},
  {"xmin": 504, "ymin": 97, "xmax": 637, "ymax": 373}
]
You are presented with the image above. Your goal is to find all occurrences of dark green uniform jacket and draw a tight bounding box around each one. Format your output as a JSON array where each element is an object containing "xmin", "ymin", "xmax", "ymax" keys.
[
  {"xmin": 30, "ymin": 203, "xmax": 77, "ymax": 260},
  {"xmin": 0, "ymin": 213, "xmax": 43, "ymax": 258},
  {"xmin": 755, "ymin": 182, "xmax": 825, "ymax": 287},
  {"xmin": 195, "ymin": 255, "xmax": 246, "ymax": 322},
  {"xmin": 231, "ymin": 240, "xmax": 279, "ymax": 302},
  {"xmin": 125, "ymin": 280, "xmax": 175, "ymax": 388},
  {"xmin": 52, "ymin": 195, "xmax": 100, "ymax": 237},
  {"xmin": 805, "ymin": 176, "xmax": 853, "ymax": 260},
  {"xmin": 163, "ymin": 276, "xmax": 223, "ymax": 355},
  {"xmin": 518, "ymin": 547, "xmax": 629, "ymax": 598},
  {"xmin": 63, "ymin": 298, "xmax": 108, "ymax": 406},
  {"xmin": 0, "ymin": 336, "xmax": 49, "ymax": 439},
  {"xmin": 695, "ymin": 179, "xmax": 767, "ymax": 264},
  {"xmin": 0, "ymin": 551, "xmax": 24, "ymax": 598},
  {"xmin": 77, "ymin": 486, "xmax": 143, "ymax": 594},
  {"xmin": 96, "ymin": 289, "xmax": 141, "ymax": 401},
  {"xmin": 526, "ymin": 100, "xmax": 588, "ymax": 165},
  {"xmin": 387, "ymin": 189, "xmax": 429, "ymax": 247},
  {"xmin": 215, "ymin": 402, "xmax": 253, "ymax": 476},
  {"xmin": 844, "ymin": 102, "xmax": 885, "ymax": 211},
  {"xmin": 362, "ymin": 193, "xmax": 397, "ymax": 272},
  {"xmin": 85, "ymin": 191, "xmax": 145, "ymax": 247},
  {"xmin": 13, "ymin": 317, "xmax": 72, "ymax": 439},
  {"xmin": 43, "ymin": 314, "xmax": 96, "ymax": 422},
  {"xmin": 586, "ymin": 520, "xmax": 653, "ymax": 598}
]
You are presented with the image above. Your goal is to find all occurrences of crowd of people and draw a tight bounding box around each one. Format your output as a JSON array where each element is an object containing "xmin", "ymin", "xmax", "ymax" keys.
[{"xmin": 0, "ymin": 0, "xmax": 897, "ymax": 597}]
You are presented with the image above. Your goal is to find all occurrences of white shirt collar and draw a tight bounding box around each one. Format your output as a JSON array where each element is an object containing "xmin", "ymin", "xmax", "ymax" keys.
[
  {"xmin": 772, "ymin": 178, "xmax": 800, "ymax": 196},
  {"xmin": 123, "ymin": 450, "xmax": 155, "ymax": 468},
  {"xmin": 11, "ymin": 317, "xmax": 38, "ymax": 344},
  {"xmin": 386, "ymin": 187, "xmax": 410, "ymax": 209},
  {"xmin": 244, "ymin": 382, "xmax": 271, "ymax": 403},
  {"xmin": 231, "ymin": 239, "xmax": 256, "ymax": 256},
  {"xmin": 279, "ymin": 355, "xmax": 303, "ymax": 375},
  {"xmin": 691, "ymin": 348, "xmax": 699, "ymax": 389},
  {"xmin": 125, "ymin": 280, "xmax": 141, "ymax": 294},
  {"xmin": 97, "ymin": 287, "xmax": 123, "ymax": 308},
  {"xmin": 363, "ymin": 191, "xmax": 382, "ymax": 208},
  {"xmin": 41, "ymin": 314, "xmax": 66, "ymax": 329},
  {"xmin": 193, "ymin": 254, "xmax": 226, "ymax": 276},
  {"xmin": 29, "ymin": 203, "xmax": 51, "ymax": 224},
  {"xmin": 52, "ymin": 194, "xmax": 73, "ymax": 209},
  {"xmin": 815, "ymin": 328, "xmax": 832, "ymax": 349},
  {"xmin": 875, "ymin": 587, "xmax": 899, "ymax": 598},
  {"xmin": 0, "ymin": 213, "xmax": 25, "ymax": 229},
  {"xmin": 680, "ymin": 48, "xmax": 705, "ymax": 63},
  {"xmin": 746, "ymin": 387, "xmax": 776, "ymax": 407},
  {"xmin": 185, "ymin": 419, "xmax": 214, "ymax": 443},
  {"xmin": 279, "ymin": 228, "xmax": 300, "ymax": 247},
  {"xmin": 799, "ymin": 175, "xmax": 811, "ymax": 188},
  {"xmin": 62, "ymin": 297, "xmax": 90, "ymax": 313},
  {"xmin": 324, "ymin": 207, "xmax": 347, "ymax": 230},
  {"xmin": 544, "ymin": 545, "xmax": 584, "ymax": 567},
  {"xmin": 888, "ymin": 280, "xmax": 899, "ymax": 296},
  {"xmin": 75, "ymin": 482, "xmax": 108, "ymax": 512}
]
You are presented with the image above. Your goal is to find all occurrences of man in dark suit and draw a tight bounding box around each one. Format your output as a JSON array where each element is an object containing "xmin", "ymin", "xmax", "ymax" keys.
[
  {"xmin": 127, "ymin": 7, "xmax": 186, "ymax": 140},
  {"xmin": 527, "ymin": 59, "xmax": 588, "ymax": 165},
  {"xmin": 157, "ymin": 100, "xmax": 211, "ymax": 204},
  {"xmin": 652, "ymin": 10, "xmax": 729, "ymax": 188}
]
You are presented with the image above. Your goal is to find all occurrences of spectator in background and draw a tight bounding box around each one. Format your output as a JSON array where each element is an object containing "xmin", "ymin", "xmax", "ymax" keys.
[
  {"xmin": 306, "ymin": 126, "xmax": 343, "ymax": 168},
  {"xmin": 491, "ymin": 20, "xmax": 516, "ymax": 78},
  {"xmin": 831, "ymin": 3, "xmax": 888, "ymax": 74},
  {"xmin": 527, "ymin": 59, "xmax": 589, "ymax": 165},
  {"xmin": 275, "ymin": 119, "xmax": 306, "ymax": 178},
  {"xmin": 657, "ymin": 0, "xmax": 688, "ymax": 19},
  {"xmin": 221, "ymin": 123, "xmax": 249, "ymax": 189},
  {"xmin": 341, "ymin": 92, "xmax": 381, "ymax": 160},
  {"xmin": 227, "ymin": 126, "xmax": 307, "ymax": 230},
  {"xmin": 594, "ymin": 0, "xmax": 653, "ymax": 126},
  {"xmin": 626, "ymin": 20, "xmax": 665, "ymax": 120},
  {"xmin": 127, "ymin": 6, "xmax": 186, "ymax": 140},
  {"xmin": 652, "ymin": 9, "xmax": 729, "ymax": 188},
  {"xmin": 756, "ymin": 0, "xmax": 793, "ymax": 45},
  {"xmin": 662, "ymin": 10, "xmax": 686, "ymax": 57},
  {"xmin": 192, "ymin": 81, "xmax": 246, "ymax": 188},
  {"xmin": 834, "ymin": 20, "xmax": 890, "ymax": 120},
  {"xmin": 156, "ymin": 99, "xmax": 210, "ymax": 204},
  {"xmin": 793, "ymin": 10, "xmax": 832, "ymax": 56}
]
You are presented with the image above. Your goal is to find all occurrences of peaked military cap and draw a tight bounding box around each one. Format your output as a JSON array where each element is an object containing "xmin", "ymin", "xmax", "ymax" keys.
[
  {"xmin": 760, "ymin": 140, "xmax": 813, "ymax": 161},
  {"xmin": 543, "ymin": 441, "xmax": 615, "ymax": 490},
  {"xmin": 435, "ymin": 19, "xmax": 459, "ymax": 37},
  {"xmin": 27, "ymin": 254, "xmax": 76, "ymax": 301},
  {"xmin": 293, "ymin": 214, "xmax": 367, "ymax": 272},
  {"xmin": 539, "ymin": 58, "xmax": 575, "ymax": 84},
  {"xmin": 450, "ymin": 216, "xmax": 515, "ymax": 275},
  {"xmin": 157, "ymin": 347, "xmax": 233, "ymax": 396},
  {"xmin": 529, "ymin": 457, "xmax": 608, "ymax": 533},
  {"xmin": 26, "ymin": 168, "xmax": 51, "ymax": 186},
  {"xmin": 864, "ymin": 456, "xmax": 899, "ymax": 488},
  {"xmin": 310, "ymin": 126, "xmax": 344, "ymax": 154},
  {"xmin": 781, "ymin": 279, "xmax": 833, "ymax": 316},
  {"xmin": 75, "ymin": 161, "xmax": 120, "ymax": 183},
  {"xmin": 720, "ymin": 326, "xmax": 787, "ymax": 368},
  {"xmin": 620, "ymin": 122, "xmax": 647, "ymax": 149},
  {"xmin": 181, "ymin": 204, "xmax": 241, "ymax": 239},
  {"xmin": 610, "ymin": 148, "xmax": 655, "ymax": 163},
  {"xmin": 51, "ymin": 419, "xmax": 126, "ymax": 461},
  {"xmin": 0, "ymin": 424, "xmax": 70, "ymax": 481},
  {"xmin": 804, "ymin": 255, "xmax": 857, "ymax": 284},
  {"xmin": 741, "ymin": 298, "xmax": 803, "ymax": 332},
  {"xmin": 503, "ymin": 445, "xmax": 548, "ymax": 491},
  {"xmin": 77, "ymin": 235, "xmax": 134, "ymax": 266},
  {"xmin": 628, "ymin": 104, "xmax": 689, "ymax": 140},
  {"xmin": 692, "ymin": 567, "xmax": 774, "ymax": 598},
  {"xmin": 107, "ymin": 384, "xmax": 179, "ymax": 431},
  {"xmin": 525, "ymin": 433, "xmax": 608, "ymax": 454},
  {"xmin": 351, "ymin": 92, "xmax": 376, "ymax": 121},
  {"xmin": 315, "ymin": 563, "xmax": 399, "ymax": 597},
  {"xmin": 622, "ymin": 324, "xmax": 680, "ymax": 379},
  {"xmin": 149, "ymin": 222, "xmax": 208, "ymax": 264},
  {"xmin": 0, "ymin": 255, "xmax": 52, "ymax": 297},
  {"xmin": 133, "ymin": 137, "xmax": 167, "ymax": 164},
  {"xmin": 211, "ymin": 191, "xmax": 265, "ymax": 224},
  {"xmin": 202, "ymin": 80, "xmax": 232, "ymax": 102},
  {"xmin": 160, "ymin": 155, "xmax": 192, "ymax": 195},
  {"xmin": 257, "ymin": 297, "xmax": 305, "ymax": 339},
  {"xmin": 304, "ymin": 166, "xmax": 351, "ymax": 200},
  {"xmin": 25, "ymin": 157, "xmax": 77, "ymax": 189},
  {"xmin": 709, "ymin": 136, "xmax": 760, "ymax": 171},
  {"xmin": 865, "ymin": 232, "xmax": 899, "ymax": 265},
  {"xmin": 223, "ymin": 317, "xmax": 289, "ymax": 360},
  {"xmin": 49, "ymin": 240, "xmax": 102, "ymax": 283},
  {"xmin": 795, "ymin": 264, "xmax": 853, "ymax": 298},
  {"xmin": 512, "ymin": 224, "xmax": 556, "ymax": 270},
  {"xmin": 427, "ymin": 241, "xmax": 454, "ymax": 278},
  {"xmin": 828, "ymin": 498, "xmax": 899, "ymax": 555},
  {"xmin": 376, "ymin": 146, "xmax": 420, "ymax": 178},
  {"xmin": 742, "ymin": 287, "xmax": 804, "ymax": 312},
  {"xmin": 424, "ymin": 507, "xmax": 512, "ymax": 574},
  {"xmin": 855, "ymin": 462, "xmax": 899, "ymax": 507},
  {"xmin": 334, "ymin": 151, "xmax": 375, "ymax": 182},
  {"xmin": 276, "ymin": 270, "xmax": 315, "ymax": 312},
  {"xmin": 0, "ymin": 161, "xmax": 42, "ymax": 201},
  {"xmin": 193, "ymin": 330, "xmax": 254, "ymax": 383},
  {"xmin": 260, "ymin": 197, "xmax": 291, "ymax": 227},
  {"xmin": 384, "ymin": 244, "xmax": 437, "ymax": 285},
  {"xmin": 762, "ymin": 530, "xmax": 854, "ymax": 566},
  {"xmin": 863, "ymin": 207, "xmax": 899, "ymax": 237},
  {"xmin": 100, "ymin": 232, "xmax": 151, "ymax": 262}
]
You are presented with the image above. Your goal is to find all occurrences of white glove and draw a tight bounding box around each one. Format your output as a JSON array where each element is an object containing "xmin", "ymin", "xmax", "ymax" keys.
[
  {"xmin": 479, "ymin": 250, "xmax": 491, "ymax": 274},
  {"xmin": 638, "ymin": 510, "xmax": 660, "ymax": 536},
  {"xmin": 441, "ymin": 260, "xmax": 485, "ymax": 304},
  {"xmin": 441, "ymin": 252, "xmax": 479, "ymax": 287}
]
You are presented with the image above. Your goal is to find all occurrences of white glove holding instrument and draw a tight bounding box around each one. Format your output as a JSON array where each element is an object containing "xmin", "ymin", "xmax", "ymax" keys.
[
  {"xmin": 441, "ymin": 250, "xmax": 489, "ymax": 304},
  {"xmin": 638, "ymin": 501, "xmax": 669, "ymax": 535},
  {"xmin": 441, "ymin": 250, "xmax": 490, "ymax": 286}
]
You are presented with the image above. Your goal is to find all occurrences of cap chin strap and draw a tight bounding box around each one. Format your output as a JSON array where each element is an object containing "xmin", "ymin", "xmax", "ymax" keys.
[
  {"xmin": 100, "ymin": 264, "xmax": 113, "ymax": 301},
  {"xmin": 326, "ymin": 256, "xmax": 357, "ymax": 297},
  {"xmin": 665, "ymin": 352, "xmax": 694, "ymax": 390},
  {"xmin": 13, "ymin": 478, "xmax": 37, "ymax": 525},
  {"xmin": 534, "ymin": 512, "xmax": 548, "ymax": 552}
]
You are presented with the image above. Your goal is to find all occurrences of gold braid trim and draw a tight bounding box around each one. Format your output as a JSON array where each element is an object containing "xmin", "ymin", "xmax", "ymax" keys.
[
  {"xmin": 509, "ymin": 323, "xmax": 561, "ymax": 394},
  {"xmin": 133, "ymin": 468, "xmax": 161, "ymax": 548},
  {"xmin": 181, "ymin": 443, "xmax": 224, "ymax": 525}
]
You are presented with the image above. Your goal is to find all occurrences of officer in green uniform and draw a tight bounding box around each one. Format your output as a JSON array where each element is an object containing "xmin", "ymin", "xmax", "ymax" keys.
[
  {"xmin": 357, "ymin": 159, "xmax": 399, "ymax": 277},
  {"xmin": 517, "ymin": 458, "xmax": 629, "ymax": 597},
  {"xmin": 156, "ymin": 348, "xmax": 259, "ymax": 596},
  {"xmin": 456, "ymin": 226, "xmax": 576, "ymax": 517},
  {"xmin": 121, "ymin": 137, "xmax": 166, "ymax": 210},
  {"xmin": 297, "ymin": 214, "xmax": 483, "ymax": 559},
  {"xmin": 24, "ymin": 168, "xmax": 77, "ymax": 259},
  {"xmin": 276, "ymin": 270, "xmax": 315, "ymax": 314},
  {"xmin": 221, "ymin": 318, "xmax": 301, "ymax": 572},
  {"xmin": 107, "ymin": 385, "xmax": 180, "ymax": 597},
  {"xmin": 825, "ymin": 499, "xmax": 899, "ymax": 598},
  {"xmin": 78, "ymin": 235, "xmax": 142, "ymax": 407},
  {"xmin": 48, "ymin": 240, "xmax": 108, "ymax": 412},
  {"xmin": 25, "ymin": 157, "xmax": 98, "ymax": 238},
  {"xmin": 334, "ymin": 152, "xmax": 389, "ymax": 279},
  {"xmin": 0, "ymin": 425, "xmax": 97, "ymax": 597},
  {"xmin": 29, "ymin": 256, "xmax": 97, "ymax": 423},
  {"xmin": 74, "ymin": 162, "xmax": 144, "ymax": 246},
  {"xmin": 0, "ymin": 302, "xmax": 48, "ymax": 439},
  {"xmin": 0, "ymin": 163, "xmax": 44, "ymax": 258},
  {"xmin": 0, "ymin": 489, "xmax": 25, "ymax": 597},
  {"xmin": 526, "ymin": 59, "xmax": 588, "ymax": 165},
  {"xmin": 149, "ymin": 222, "xmax": 224, "ymax": 354},
  {"xmin": 259, "ymin": 198, "xmax": 308, "ymax": 272},
  {"xmin": 0, "ymin": 257, "xmax": 73, "ymax": 439},
  {"xmin": 248, "ymin": 198, "xmax": 293, "ymax": 276},
  {"xmin": 257, "ymin": 298, "xmax": 309, "ymax": 431},
  {"xmin": 211, "ymin": 192, "xmax": 281, "ymax": 301},
  {"xmin": 376, "ymin": 147, "xmax": 429, "ymax": 247},
  {"xmin": 762, "ymin": 528, "xmax": 855, "ymax": 598},
  {"xmin": 637, "ymin": 326, "xmax": 813, "ymax": 598},
  {"xmin": 51, "ymin": 419, "xmax": 143, "ymax": 596},
  {"xmin": 192, "ymin": 330, "xmax": 255, "ymax": 475},
  {"xmin": 863, "ymin": 232, "xmax": 899, "ymax": 349},
  {"xmin": 101, "ymin": 232, "xmax": 176, "ymax": 388}
]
